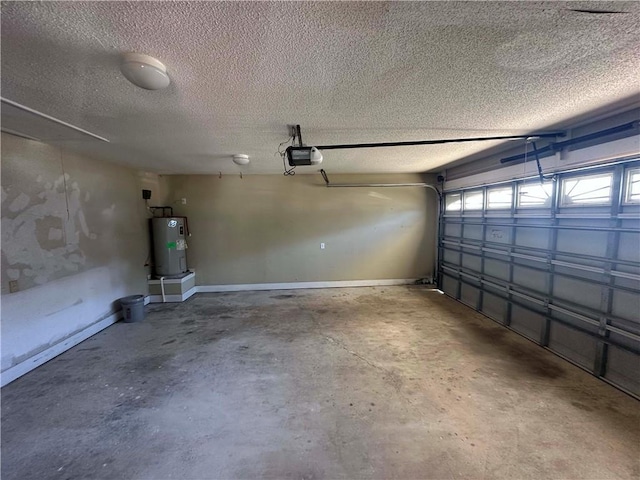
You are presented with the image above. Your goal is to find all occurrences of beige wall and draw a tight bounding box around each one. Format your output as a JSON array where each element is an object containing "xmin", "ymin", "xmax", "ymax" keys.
[
  {"xmin": 166, "ymin": 173, "xmax": 437, "ymax": 285},
  {"xmin": 1, "ymin": 133, "xmax": 153, "ymax": 383},
  {"xmin": 1, "ymin": 134, "xmax": 437, "ymax": 384}
]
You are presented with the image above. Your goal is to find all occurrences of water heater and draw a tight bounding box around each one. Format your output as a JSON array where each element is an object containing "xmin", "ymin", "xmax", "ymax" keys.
[{"xmin": 151, "ymin": 217, "xmax": 188, "ymax": 278}]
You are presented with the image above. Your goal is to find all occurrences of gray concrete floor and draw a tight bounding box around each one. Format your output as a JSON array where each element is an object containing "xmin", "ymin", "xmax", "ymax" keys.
[{"xmin": 2, "ymin": 286, "xmax": 639, "ymax": 480}]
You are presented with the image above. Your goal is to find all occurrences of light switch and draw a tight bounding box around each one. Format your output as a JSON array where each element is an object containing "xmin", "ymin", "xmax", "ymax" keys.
[{"xmin": 320, "ymin": 243, "xmax": 325, "ymax": 249}]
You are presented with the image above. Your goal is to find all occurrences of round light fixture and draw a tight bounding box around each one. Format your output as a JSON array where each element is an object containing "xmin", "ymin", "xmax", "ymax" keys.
[
  {"xmin": 120, "ymin": 53, "xmax": 170, "ymax": 90},
  {"xmin": 232, "ymin": 154, "xmax": 250, "ymax": 165}
]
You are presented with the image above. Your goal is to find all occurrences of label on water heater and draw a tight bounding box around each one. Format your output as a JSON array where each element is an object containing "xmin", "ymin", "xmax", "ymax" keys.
[
  {"xmin": 168, "ymin": 220, "xmax": 178, "ymax": 228},
  {"xmin": 176, "ymin": 239, "xmax": 186, "ymax": 251}
]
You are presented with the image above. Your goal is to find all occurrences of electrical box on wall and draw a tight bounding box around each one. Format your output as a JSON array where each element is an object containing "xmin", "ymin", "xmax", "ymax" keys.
[{"xmin": 142, "ymin": 189, "xmax": 152, "ymax": 200}]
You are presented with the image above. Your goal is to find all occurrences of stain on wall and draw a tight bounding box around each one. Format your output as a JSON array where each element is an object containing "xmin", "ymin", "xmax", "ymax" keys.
[
  {"xmin": 1, "ymin": 131, "xmax": 435, "ymax": 383},
  {"xmin": 1, "ymin": 132, "xmax": 151, "ymax": 383},
  {"xmin": 1, "ymin": 173, "xmax": 95, "ymax": 287}
]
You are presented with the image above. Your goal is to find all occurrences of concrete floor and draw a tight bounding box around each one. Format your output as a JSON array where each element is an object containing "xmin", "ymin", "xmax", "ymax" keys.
[{"xmin": 2, "ymin": 286, "xmax": 639, "ymax": 480}]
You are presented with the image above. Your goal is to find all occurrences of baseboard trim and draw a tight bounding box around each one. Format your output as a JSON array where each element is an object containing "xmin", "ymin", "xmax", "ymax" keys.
[
  {"xmin": 0, "ymin": 310, "xmax": 122, "ymax": 387},
  {"xmin": 147, "ymin": 286, "xmax": 197, "ymax": 303},
  {"xmin": 197, "ymin": 278, "xmax": 418, "ymax": 293},
  {"xmin": 1, "ymin": 280, "xmax": 416, "ymax": 387}
]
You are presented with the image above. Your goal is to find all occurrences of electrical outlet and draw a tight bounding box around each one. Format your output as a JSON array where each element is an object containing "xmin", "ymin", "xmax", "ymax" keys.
[
  {"xmin": 9, "ymin": 280, "xmax": 18, "ymax": 293},
  {"xmin": 181, "ymin": 198, "xmax": 187, "ymax": 205},
  {"xmin": 320, "ymin": 243, "xmax": 325, "ymax": 249}
]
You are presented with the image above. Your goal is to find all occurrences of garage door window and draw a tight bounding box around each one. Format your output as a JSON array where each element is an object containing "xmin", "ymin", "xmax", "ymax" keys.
[
  {"xmin": 517, "ymin": 182, "xmax": 553, "ymax": 208},
  {"xmin": 445, "ymin": 193, "xmax": 462, "ymax": 211},
  {"xmin": 560, "ymin": 172, "xmax": 613, "ymax": 206},
  {"xmin": 487, "ymin": 186, "xmax": 513, "ymax": 209},
  {"xmin": 463, "ymin": 190, "xmax": 484, "ymax": 210},
  {"xmin": 623, "ymin": 167, "xmax": 640, "ymax": 204}
]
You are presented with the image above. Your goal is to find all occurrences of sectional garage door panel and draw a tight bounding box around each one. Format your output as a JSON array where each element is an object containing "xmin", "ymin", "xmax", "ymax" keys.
[
  {"xmin": 606, "ymin": 347, "xmax": 640, "ymax": 395},
  {"xmin": 460, "ymin": 283, "xmax": 480, "ymax": 309},
  {"xmin": 552, "ymin": 277, "xmax": 602, "ymax": 311},
  {"xmin": 619, "ymin": 232, "xmax": 640, "ymax": 262},
  {"xmin": 612, "ymin": 290, "xmax": 640, "ymax": 321},
  {"xmin": 484, "ymin": 258, "xmax": 509, "ymax": 281},
  {"xmin": 485, "ymin": 223, "xmax": 512, "ymax": 245},
  {"xmin": 441, "ymin": 274, "xmax": 458, "ymax": 298},
  {"xmin": 510, "ymin": 305, "xmax": 544, "ymax": 341},
  {"xmin": 557, "ymin": 229, "xmax": 608, "ymax": 257},
  {"xmin": 463, "ymin": 224, "xmax": 484, "ymax": 241},
  {"xmin": 439, "ymin": 161, "xmax": 640, "ymax": 397},
  {"xmin": 549, "ymin": 322, "xmax": 598, "ymax": 369},
  {"xmin": 481, "ymin": 291, "xmax": 506, "ymax": 323},
  {"xmin": 515, "ymin": 226, "xmax": 549, "ymax": 249},
  {"xmin": 461, "ymin": 253, "xmax": 482, "ymax": 272},
  {"xmin": 444, "ymin": 223, "xmax": 462, "ymax": 237},
  {"xmin": 513, "ymin": 265, "xmax": 547, "ymax": 292}
]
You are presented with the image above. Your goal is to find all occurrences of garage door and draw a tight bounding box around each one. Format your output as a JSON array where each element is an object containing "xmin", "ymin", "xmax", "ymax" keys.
[{"xmin": 439, "ymin": 160, "xmax": 640, "ymax": 397}]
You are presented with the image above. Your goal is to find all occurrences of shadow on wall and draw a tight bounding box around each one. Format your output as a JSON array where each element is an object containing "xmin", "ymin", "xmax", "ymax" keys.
[{"xmin": 165, "ymin": 173, "xmax": 437, "ymax": 284}]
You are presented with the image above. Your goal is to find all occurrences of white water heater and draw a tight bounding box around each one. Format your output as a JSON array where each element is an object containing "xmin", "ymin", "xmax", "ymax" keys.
[{"xmin": 151, "ymin": 217, "xmax": 188, "ymax": 278}]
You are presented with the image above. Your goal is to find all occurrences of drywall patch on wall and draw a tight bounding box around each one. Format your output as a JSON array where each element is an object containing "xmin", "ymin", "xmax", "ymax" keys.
[
  {"xmin": 1, "ymin": 132, "xmax": 148, "ymax": 385},
  {"xmin": 1, "ymin": 171, "xmax": 95, "ymax": 287},
  {"xmin": 8, "ymin": 192, "xmax": 30, "ymax": 212}
]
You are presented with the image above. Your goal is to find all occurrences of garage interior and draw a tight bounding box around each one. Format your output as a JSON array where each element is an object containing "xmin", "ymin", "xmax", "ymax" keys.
[{"xmin": 1, "ymin": 2, "xmax": 639, "ymax": 479}]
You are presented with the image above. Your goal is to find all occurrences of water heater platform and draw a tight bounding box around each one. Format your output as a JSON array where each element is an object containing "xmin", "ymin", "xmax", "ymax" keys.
[{"xmin": 148, "ymin": 271, "xmax": 196, "ymax": 303}]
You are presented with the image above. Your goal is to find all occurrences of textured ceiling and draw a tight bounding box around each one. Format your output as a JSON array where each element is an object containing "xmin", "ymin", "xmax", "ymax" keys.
[{"xmin": 2, "ymin": 1, "xmax": 639, "ymax": 175}]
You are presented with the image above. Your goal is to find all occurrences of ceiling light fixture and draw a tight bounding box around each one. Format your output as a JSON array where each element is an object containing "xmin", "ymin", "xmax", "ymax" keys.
[
  {"xmin": 120, "ymin": 53, "xmax": 170, "ymax": 90},
  {"xmin": 232, "ymin": 154, "xmax": 250, "ymax": 165}
]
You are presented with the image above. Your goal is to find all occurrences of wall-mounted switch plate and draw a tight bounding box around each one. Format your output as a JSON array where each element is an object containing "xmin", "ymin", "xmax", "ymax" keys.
[
  {"xmin": 9, "ymin": 280, "xmax": 18, "ymax": 293},
  {"xmin": 181, "ymin": 198, "xmax": 187, "ymax": 205},
  {"xmin": 320, "ymin": 243, "xmax": 325, "ymax": 249}
]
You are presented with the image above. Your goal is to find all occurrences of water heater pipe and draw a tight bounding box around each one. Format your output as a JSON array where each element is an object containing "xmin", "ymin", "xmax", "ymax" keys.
[{"xmin": 160, "ymin": 276, "xmax": 166, "ymax": 303}]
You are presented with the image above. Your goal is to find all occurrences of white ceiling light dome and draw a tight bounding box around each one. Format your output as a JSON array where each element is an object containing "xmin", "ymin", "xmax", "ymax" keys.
[
  {"xmin": 120, "ymin": 53, "xmax": 170, "ymax": 90},
  {"xmin": 232, "ymin": 154, "xmax": 250, "ymax": 165}
]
